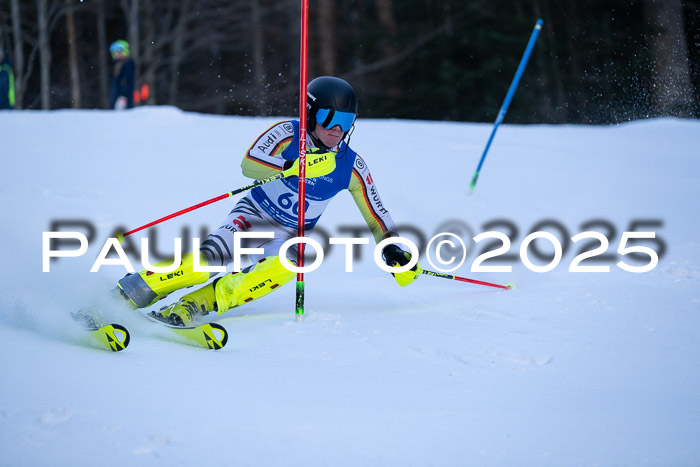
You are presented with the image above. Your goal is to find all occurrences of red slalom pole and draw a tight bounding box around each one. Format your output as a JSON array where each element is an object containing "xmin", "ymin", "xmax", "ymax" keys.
[
  {"xmin": 422, "ymin": 270, "xmax": 512, "ymax": 290},
  {"xmin": 295, "ymin": 0, "xmax": 310, "ymax": 321}
]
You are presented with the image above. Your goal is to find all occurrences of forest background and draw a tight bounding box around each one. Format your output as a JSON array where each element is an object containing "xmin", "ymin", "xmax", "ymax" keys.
[{"xmin": 1, "ymin": 0, "xmax": 698, "ymax": 124}]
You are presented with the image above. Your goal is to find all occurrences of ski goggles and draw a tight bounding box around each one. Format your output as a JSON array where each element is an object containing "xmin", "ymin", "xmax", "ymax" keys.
[{"xmin": 315, "ymin": 108, "xmax": 356, "ymax": 132}]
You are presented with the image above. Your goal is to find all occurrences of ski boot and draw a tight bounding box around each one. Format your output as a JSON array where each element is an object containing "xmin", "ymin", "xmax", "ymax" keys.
[
  {"xmin": 151, "ymin": 282, "xmax": 217, "ymax": 326},
  {"xmin": 152, "ymin": 256, "xmax": 294, "ymax": 326},
  {"xmin": 213, "ymin": 256, "xmax": 295, "ymax": 311},
  {"xmin": 116, "ymin": 252, "xmax": 211, "ymax": 309}
]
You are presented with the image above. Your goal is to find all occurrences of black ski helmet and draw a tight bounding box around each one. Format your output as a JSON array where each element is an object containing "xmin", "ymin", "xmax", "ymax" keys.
[{"xmin": 307, "ymin": 76, "xmax": 358, "ymax": 133}]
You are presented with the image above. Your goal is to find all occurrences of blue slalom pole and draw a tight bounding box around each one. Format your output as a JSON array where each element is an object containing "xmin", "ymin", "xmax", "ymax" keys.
[{"xmin": 469, "ymin": 19, "xmax": 543, "ymax": 193}]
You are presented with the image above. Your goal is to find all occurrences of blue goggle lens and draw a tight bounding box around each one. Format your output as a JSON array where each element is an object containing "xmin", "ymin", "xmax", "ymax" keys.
[{"xmin": 316, "ymin": 108, "xmax": 356, "ymax": 132}]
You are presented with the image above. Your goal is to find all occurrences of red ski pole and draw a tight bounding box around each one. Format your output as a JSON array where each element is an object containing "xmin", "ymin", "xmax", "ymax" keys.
[{"xmin": 422, "ymin": 270, "xmax": 512, "ymax": 290}]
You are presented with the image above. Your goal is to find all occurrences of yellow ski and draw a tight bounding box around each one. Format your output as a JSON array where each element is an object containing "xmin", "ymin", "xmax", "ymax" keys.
[
  {"xmin": 143, "ymin": 312, "xmax": 228, "ymax": 350},
  {"xmin": 168, "ymin": 322, "xmax": 228, "ymax": 350},
  {"xmin": 87, "ymin": 324, "xmax": 131, "ymax": 352}
]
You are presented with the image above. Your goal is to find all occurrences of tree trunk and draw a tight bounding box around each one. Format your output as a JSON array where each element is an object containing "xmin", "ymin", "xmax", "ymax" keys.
[
  {"xmin": 375, "ymin": 0, "xmax": 398, "ymax": 97},
  {"xmin": 168, "ymin": 0, "xmax": 191, "ymax": 107},
  {"xmin": 65, "ymin": 0, "xmax": 81, "ymax": 108},
  {"xmin": 251, "ymin": 0, "xmax": 266, "ymax": 114},
  {"xmin": 140, "ymin": 0, "xmax": 159, "ymax": 106},
  {"xmin": 317, "ymin": 0, "xmax": 335, "ymax": 76},
  {"xmin": 286, "ymin": 0, "xmax": 300, "ymax": 108},
  {"xmin": 564, "ymin": 0, "xmax": 582, "ymax": 122},
  {"xmin": 36, "ymin": 0, "xmax": 52, "ymax": 110},
  {"xmin": 531, "ymin": 0, "xmax": 562, "ymax": 122},
  {"xmin": 122, "ymin": 0, "xmax": 141, "ymax": 83},
  {"xmin": 96, "ymin": 0, "xmax": 110, "ymax": 109},
  {"xmin": 10, "ymin": 0, "xmax": 25, "ymax": 108},
  {"xmin": 543, "ymin": 4, "xmax": 567, "ymax": 123},
  {"xmin": 642, "ymin": 0, "xmax": 694, "ymax": 117}
]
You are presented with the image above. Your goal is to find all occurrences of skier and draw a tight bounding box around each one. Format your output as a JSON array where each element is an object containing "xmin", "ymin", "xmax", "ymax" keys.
[
  {"xmin": 116, "ymin": 76, "xmax": 421, "ymax": 325},
  {"xmin": 109, "ymin": 40, "xmax": 134, "ymax": 110}
]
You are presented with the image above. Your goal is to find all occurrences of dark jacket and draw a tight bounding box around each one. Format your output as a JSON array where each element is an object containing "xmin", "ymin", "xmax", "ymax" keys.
[
  {"xmin": 0, "ymin": 57, "xmax": 15, "ymax": 110},
  {"xmin": 109, "ymin": 58, "xmax": 135, "ymax": 109}
]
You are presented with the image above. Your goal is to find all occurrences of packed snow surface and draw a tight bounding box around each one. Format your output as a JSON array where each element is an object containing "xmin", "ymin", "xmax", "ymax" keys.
[{"xmin": 1, "ymin": 107, "xmax": 699, "ymax": 466}]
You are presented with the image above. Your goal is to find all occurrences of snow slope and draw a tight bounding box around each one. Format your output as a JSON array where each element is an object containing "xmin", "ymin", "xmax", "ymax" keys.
[{"xmin": 1, "ymin": 107, "xmax": 699, "ymax": 466}]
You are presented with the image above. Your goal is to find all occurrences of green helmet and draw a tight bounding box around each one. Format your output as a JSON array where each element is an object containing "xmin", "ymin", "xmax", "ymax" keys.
[{"xmin": 110, "ymin": 40, "xmax": 130, "ymax": 58}]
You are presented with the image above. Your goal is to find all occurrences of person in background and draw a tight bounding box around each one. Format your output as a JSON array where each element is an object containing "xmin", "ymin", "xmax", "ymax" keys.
[
  {"xmin": 0, "ymin": 49, "xmax": 15, "ymax": 110},
  {"xmin": 109, "ymin": 40, "xmax": 134, "ymax": 110}
]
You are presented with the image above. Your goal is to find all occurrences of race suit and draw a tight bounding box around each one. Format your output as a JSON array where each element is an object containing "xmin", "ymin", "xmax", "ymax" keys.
[{"xmin": 200, "ymin": 120, "xmax": 398, "ymax": 266}]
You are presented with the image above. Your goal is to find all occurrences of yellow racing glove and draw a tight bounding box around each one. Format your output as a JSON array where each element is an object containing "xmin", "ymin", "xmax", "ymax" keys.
[{"xmin": 382, "ymin": 243, "xmax": 422, "ymax": 286}]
